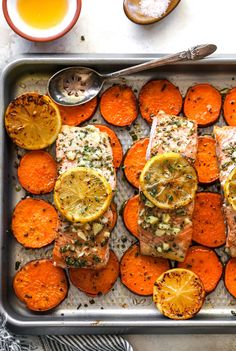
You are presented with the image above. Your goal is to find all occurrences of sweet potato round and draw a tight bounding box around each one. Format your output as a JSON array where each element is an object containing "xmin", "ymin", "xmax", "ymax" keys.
[
  {"xmin": 13, "ymin": 259, "xmax": 68, "ymax": 311},
  {"xmin": 123, "ymin": 195, "xmax": 140, "ymax": 239},
  {"xmin": 18, "ymin": 150, "xmax": 57, "ymax": 194},
  {"xmin": 120, "ymin": 244, "xmax": 170, "ymax": 296},
  {"xmin": 123, "ymin": 138, "xmax": 149, "ymax": 188},
  {"xmin": 12, "ymin": 198, "xmax": 59, "ymax": 248},
  {"xmin": 100, "ymin": 85, "xmax": 138, "ymax": 127},
  {"xmin": 139, "ymin": 79, "xmax": 182, "ymax": 124}
]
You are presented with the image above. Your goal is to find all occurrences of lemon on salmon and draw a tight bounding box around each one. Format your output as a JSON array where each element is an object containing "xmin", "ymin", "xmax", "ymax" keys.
[
  {"xmin": 54, "ymin": 167, "xmax": 113, "ymax": 223},
  {"xmin": 224, "ymin": 167, "xmax": 236, "ymax": 210},
  {"xmin": 140, "ymin": 152, "xmax": 197, "ymax": 210}
]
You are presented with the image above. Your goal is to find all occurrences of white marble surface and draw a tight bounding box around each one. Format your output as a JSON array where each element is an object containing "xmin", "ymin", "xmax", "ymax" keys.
[{"xmin": 1, "ymin": 0, "xmax": 236, "ymax": 350}]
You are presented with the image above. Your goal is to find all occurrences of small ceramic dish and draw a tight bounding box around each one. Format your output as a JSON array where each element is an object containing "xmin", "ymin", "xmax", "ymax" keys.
[
  {"xmin": 123, "ymin": 0, "xmax": 181, "ymax": 25},
  {"xmin": 2, "ymin": 0, "xmax": 82, "ymax": 42}
]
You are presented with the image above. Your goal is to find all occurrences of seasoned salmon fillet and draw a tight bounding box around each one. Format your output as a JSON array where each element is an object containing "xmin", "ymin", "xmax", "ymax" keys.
[
  {"xmin": 53, "ymin": 209, "xmax": 113, "ymax": 269},
  {"xmin": 53, "ymin": 125, "xmax": 116, "ymax": 269},
  {"xmin": 56, "ymin": 125, "xmax": 116, "ymax": 190},
  {"xmin": 147, "ymin": 110, "xmax": 198, "ymax": 163},
  {"xmin": 139, "ymin": 111, "xmax": 198, "ymax": 262},
  {"xmin": 214, "ymin": 126, "xmax": 236, "ymax": 256}
]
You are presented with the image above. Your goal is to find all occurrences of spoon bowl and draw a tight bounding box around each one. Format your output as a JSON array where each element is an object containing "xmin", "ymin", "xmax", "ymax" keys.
[
  {"xmin": 123, "ymin": 0, "xmax": 181, "ymax": 25},
  {"xmin": 48, "ymin": 67, "xmax": 104, "ymax": 106},
  {"xmin": 48, "ymin": 44, "xmax": 217, "ymax": 107}
]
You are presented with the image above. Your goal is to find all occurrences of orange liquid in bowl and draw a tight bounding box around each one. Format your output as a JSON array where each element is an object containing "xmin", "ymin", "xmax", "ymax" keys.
[{"xmin": 17, "ymin": 0, "xmax": 68, "ymax": 29}]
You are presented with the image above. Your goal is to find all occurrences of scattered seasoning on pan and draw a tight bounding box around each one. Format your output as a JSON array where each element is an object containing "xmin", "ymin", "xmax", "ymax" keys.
[
  {"xmin": 15, "ymin": 261, "xmax": 21, "ymax": 270},
  {"xmin": 81, "ymin": 35, "xmax": 85, "ymax": 41},
  {"xmin": 77, "ymin": 303, "xmax": 82, "ymax": 310},
  {"xmin": 220, "ymin": 87, "xmax": 229, "ymax": 98},
  {"xmin": 121, "ymin": 303, "xmax": 128, "ymax": 308},
  {"xmin": 133, "ymin": 298, "xmax": 147, "ymax": 305},
  {"xmin": 89, "ymin": 299, "xmax": 95, "ymax": 305},
  {"xmin": 231, "ymin": 310, "xmax": 236, "ymax": 316},
  {"xmin": 129, "ymin": 130, "xmax": 138, "ymax": 141},
  {"xmin": 15, "ymin": 185, "xmax": 21, "ymax": 192},
  {"xmin": 119, "ymin": 202, "xmax": 126, "ymax": 216}
]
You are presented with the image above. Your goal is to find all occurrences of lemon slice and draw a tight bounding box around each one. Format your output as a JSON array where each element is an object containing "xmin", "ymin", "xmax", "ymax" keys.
[
  {"xmin": 54, "ymin": 167, "xmax": 113, "ymax": 223},
  {"xmin": 5, "ymin": 93, "xmax": 61, "ymax": 150},
  {"xmin": 140, "ymin": 152, "xmax": 197, "ymax": 209},
  {"xmin": 153, "ymin": 268, "xmax": 205, "ymax": 320},
  {"xmin": 224, "ymin": 167, "xmax": 236, "ymax": 210}
]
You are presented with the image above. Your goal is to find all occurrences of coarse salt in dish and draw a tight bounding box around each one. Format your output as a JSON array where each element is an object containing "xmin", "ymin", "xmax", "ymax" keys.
[{"xmin": 139, "ymin": 0, "xmax": 171, "ymax": 18}]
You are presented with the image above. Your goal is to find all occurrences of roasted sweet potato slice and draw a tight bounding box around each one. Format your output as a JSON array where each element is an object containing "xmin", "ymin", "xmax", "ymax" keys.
[
  {"xmin": 123, "ymin": 195, "xmax": 139, "ymax": 239},
  {"xmin": 58, "ymin": 97, "xmax": 98, "ymax": 126},
  {"xmin": 139, "ymin": 79, "xmax": 182, "ymax": 124},
  {"xmin": 184, "ymin": 84, "xmax": 222, "ymax": 126},
  {"xmin": 123, "ymin": 138, "xmax": 149, "ymax": 188},
  {"xmin": 120, "ymin": 244, "xmax": 170, "ymax": 296},
  {"xmin": 110, "ymin": 202, "xmax": 118, "ymax": 231},
  {"xmin": 194, "ymin": 136, "xmax": 219, "ymax": 184},
  {"xmin": 69, "ymin": 250, "xmax": 119, "ymax": 296},
  {"xmin": 100, "ymin": 85, "xmax": 138, "ymax": 126},
  {"xmin": 223, "ymin": 87, "xmax": 236, "ymax": 126},
  {"xmin": 225, "ymin": 258, "xmax": 236, "ymax": 298},
  {"xmin": 178, "ymin": 246, "xmax": 223, "ymax": 293},
  {"xmin": 18, "ymin": 150, "xmax": 57, "ymax": 194},
  {"xmin": 13, "ymin": 259, "xmax": 68, "ymax": 311},
  {"xmin": 192, "ymin": 192, "xmax": 226, "ymax": 248},
  {"xmin": 12, "ymin": 198, "xmax": 58, "ymax": 248}
]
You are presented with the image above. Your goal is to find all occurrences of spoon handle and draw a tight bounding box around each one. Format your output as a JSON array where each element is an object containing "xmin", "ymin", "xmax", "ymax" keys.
[{"xmin": 103, "ymin": 44, "xmax": 217, "ymax": 79}]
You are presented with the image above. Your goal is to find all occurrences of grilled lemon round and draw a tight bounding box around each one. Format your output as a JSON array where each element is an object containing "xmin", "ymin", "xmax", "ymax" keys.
[
  {"xmin": 54, "ymin": 167, "xmax": 113, "ymax": 223},
  {"xmin": 153, "ymin": 268, "xmax": 205, "ymax": 320},
  {"xmin": 5, "ymin": 92, "xmax": 61, "ymax": 150},
  {"xmin": 140, "ymin": 152, "xmax": 197, "ymax": 209}
]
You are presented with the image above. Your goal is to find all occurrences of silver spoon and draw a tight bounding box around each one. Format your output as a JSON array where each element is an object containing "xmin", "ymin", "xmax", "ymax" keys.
[{"xmin": 47, "ymin": 44, "xmax": 217, "ymax": 106}]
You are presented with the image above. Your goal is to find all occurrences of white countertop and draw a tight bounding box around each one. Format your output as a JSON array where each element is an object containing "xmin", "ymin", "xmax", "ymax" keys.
[
  {"xmin": 1, "ymin": 0, "xmax": 236, "ymax": 63},
  {"xmin": 1, "ymin": 0, "xmax": 236, "ymax": 350}
]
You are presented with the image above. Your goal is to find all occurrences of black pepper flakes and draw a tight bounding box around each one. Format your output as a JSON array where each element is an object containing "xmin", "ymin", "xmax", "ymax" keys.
[{"xmin": 15, "ymin": 261, "xmax": 21, "ymax": 270}]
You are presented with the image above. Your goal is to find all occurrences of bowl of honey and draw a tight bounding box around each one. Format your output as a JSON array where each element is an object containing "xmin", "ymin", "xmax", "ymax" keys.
[{"xmin": 2, "ymin": 0, "xmax": 82, "ymax": 42}]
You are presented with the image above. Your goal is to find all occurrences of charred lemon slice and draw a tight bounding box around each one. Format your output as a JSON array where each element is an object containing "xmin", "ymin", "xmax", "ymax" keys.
[
  {"xmin": 153, "ymin": 268, "xmax": 205, "ymax": 320},
  {"xmin": 54, "ymin": 167, "xmax": 113, "ymax": 223},
  {"xmin": 140, "ymin": 152, "xmax": 197, "ymax": 209},
  {"xmin": 224, "ymin": 167, "xmax": 236, "ymax": 210},
  {"xmin": 5, "ymin": 93, "xmax": 61, "ymax": 150}
]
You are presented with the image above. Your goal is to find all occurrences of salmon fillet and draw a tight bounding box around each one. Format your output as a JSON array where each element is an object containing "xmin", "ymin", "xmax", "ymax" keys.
[
  {"xmin": 53, "ymin": 209, "xmax": 113, "ymax": 269},
  {"xmin": 214, "ymin": 126, "xmax": 236, "ymax": 256},
  {"xmin": 139, "ymin": 111, "xmax": 198, "ymax": 262},
  {"xmin": 56, "ymin": 125, "xmax": 116, "ymax": 190},
  {"xmin": 147, "ymin": 110, "xmax": 198, "ymax": 163},
  {"xmin": 53, "ymin": 125, "xmax": 115, "ymax": 269}
]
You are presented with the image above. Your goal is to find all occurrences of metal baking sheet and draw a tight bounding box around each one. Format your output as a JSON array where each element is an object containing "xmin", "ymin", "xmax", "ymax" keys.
[{"xmin": 2, "ymin": 54, "xmax": 236, "ymax": 335}]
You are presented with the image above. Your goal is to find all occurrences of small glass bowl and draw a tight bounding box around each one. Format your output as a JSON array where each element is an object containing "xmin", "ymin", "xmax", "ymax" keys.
[{"xmin": 2, "ymin": 0, "xmax": 82, "ymax": 42}]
